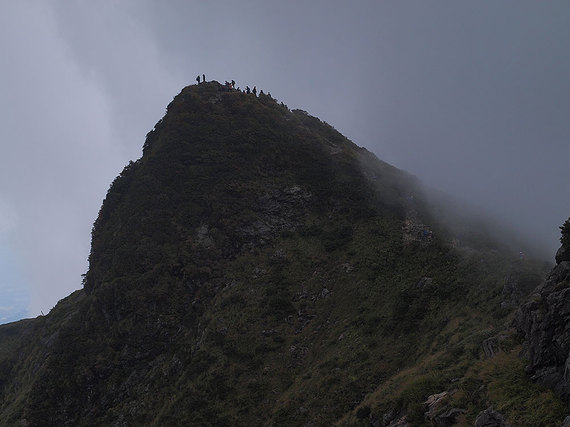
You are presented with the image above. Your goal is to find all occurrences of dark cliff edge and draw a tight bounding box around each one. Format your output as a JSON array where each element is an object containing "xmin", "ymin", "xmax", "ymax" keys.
[{"xmin": 515, "ymin": 224, "xmax": 570, "ymax": 403}]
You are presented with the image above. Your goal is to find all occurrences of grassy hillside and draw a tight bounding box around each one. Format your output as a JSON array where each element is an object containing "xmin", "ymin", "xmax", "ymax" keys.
[{"xmin": 0, "ymin": 82, "xmax": 562, "ymax": 426}]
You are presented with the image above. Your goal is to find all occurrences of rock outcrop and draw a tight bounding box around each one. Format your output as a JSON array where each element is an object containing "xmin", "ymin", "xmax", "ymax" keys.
[
  {"xmin": 556, "ymin": 245, "xmax": 570, "ymax": 264},
  {"xmin": 515, "ymin": 241, "xmax": 570, "ymax": 401},
  {"xmin": 423, "ymin": 391, "xmax": 466, "ymax": 426},
  {"xmin": 474, "ymin": 407, "xmax": 508, "ymax": 427}
]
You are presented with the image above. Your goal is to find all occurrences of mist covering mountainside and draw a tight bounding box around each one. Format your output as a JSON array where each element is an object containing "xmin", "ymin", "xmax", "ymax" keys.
[{"xmin": 0, "ymin": 82, "xmax": 566, "ymax": 426}]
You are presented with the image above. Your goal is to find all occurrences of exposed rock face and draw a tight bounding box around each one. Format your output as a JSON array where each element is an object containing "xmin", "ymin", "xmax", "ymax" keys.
[
  {"xmin": 423, "ymin": 391, "xmax": 466, "ymax": 426},
  {"xmin": 482, "ymin": 336, "xmax": 500, "ymax": 359},
  {"xmin": 386, "ymin": 415, "xmax": 411, "ymax": 426},
  {"xmin": 556, "ymin": 245, "xmax": 570, "ymax": 264},
  {"xmin": 515, "ymin": 245, "xmax": 570, "ymax": 400},
  {"xmin": 474, "ymin": 407, "xmax": 508, "ymax": 427},
  {"xmin": 236, "ymin": 185, "xmax": 312, "ymax": 249}
]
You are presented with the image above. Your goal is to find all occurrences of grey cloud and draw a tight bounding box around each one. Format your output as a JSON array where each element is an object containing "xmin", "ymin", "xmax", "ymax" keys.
[{"xmin": 1, "ymin": 3, "xmax": 127, "ymax": 315}]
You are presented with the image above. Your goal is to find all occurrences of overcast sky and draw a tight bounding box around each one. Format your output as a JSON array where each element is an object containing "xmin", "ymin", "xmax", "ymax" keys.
[{"xmin": 1, "ymin": 1, "xmax": 569, "ymax": 322}]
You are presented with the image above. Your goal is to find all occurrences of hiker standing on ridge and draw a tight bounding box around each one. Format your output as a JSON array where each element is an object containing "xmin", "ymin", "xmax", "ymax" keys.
[
  {"xmin": 203, "ymin": 74, "xmax": 206, "ymax": 82},
  {"xmin": 252, "ymin": 86, "xmax": 257, "ymax": 96},
  {"xmin": 196, "ymin": 75, "xmax": 200, "ymax": 84}
]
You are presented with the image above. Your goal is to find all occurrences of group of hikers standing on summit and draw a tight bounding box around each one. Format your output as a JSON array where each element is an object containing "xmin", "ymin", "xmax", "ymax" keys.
[
  {"xmin": 195, "ymin": 74, "xmax": 266, "ymax": 97},
  {"xmin": 238, "ymin": 84, "xmax": 265, "ymax": 96}
]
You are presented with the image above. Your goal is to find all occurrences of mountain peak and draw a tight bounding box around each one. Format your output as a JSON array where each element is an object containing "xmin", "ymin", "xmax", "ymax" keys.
[
  {"xmin": 85, "ymin": 81, "xmax": 413, "ymax": 296},
  {"xmin": 0, "ymin": 83, "xmax": 564, "ymax": 425}
]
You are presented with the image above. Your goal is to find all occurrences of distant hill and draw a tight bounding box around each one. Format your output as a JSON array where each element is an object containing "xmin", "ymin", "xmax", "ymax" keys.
[{"xmin": 0, "ymin": 81, "xmax": 565, "ymax": 426}]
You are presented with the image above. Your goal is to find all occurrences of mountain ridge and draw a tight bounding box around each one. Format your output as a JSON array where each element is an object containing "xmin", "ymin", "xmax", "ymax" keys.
[{"xmin": 0, "ymin": 81, "xmax": 565, "ymax": 425}]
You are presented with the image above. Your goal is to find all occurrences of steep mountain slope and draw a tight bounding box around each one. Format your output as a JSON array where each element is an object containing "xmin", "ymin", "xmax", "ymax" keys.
[
  {"xmin": 0, "ymin": 82, "xmax": 563, "ymax": 426},
  {"xmin": 515, "ymin": 222, "xmax": 570, "ymax": 403}
]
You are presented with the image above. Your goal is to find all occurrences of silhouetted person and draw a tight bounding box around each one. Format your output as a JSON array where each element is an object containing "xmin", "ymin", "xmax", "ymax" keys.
[
  {"xmin": 246, "ymin": 86, "xmax": 250, "ymax": 94},
  {"xmin": 260, "ymin": 90, "xmax": 264, "ymax": 95},
  {"xmin": 196, "ymin": 75, "xmax": 200, "ymax": 84},
  {"xmin": 252, "ymin": 86, "xmax": 257, "ymax": 96},
  {"xmin": 203, "ymin": 74, "xmax": 206, "ymax": 82},
  {"xmin": 231, "ymin": 80, "xmax": 235, "ymax": 89}
]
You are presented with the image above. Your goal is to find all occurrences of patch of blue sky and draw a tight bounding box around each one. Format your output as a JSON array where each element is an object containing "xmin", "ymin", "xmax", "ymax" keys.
[{"xmin": 0, "ymin": 243, "xmax": 30, "ymax": 324}]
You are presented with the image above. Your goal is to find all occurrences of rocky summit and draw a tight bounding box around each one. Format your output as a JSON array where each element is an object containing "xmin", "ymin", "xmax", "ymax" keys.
[{"xmin": 0, "ymin": 81, "xmax": 567, "ymax": 425}]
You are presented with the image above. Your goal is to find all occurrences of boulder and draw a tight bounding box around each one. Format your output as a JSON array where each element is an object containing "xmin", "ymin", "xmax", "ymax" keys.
[
  {"xmin": 424, "ymin": 391, "xmax": 448, "ymax": 412},
  {"xmin": 423, "ymin": 392, "xmax": 466, "ymax": 426},
  {"xmin": 482, "ymin": 337, "xmax": 500, "ymax": 359},
  {"xmin": 386, "ymin": 415, "xmax": 411, "ymax": 426},
  {"xmin": 474, "ymin": 407, "xmax": 508, "ymax": 426}
]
